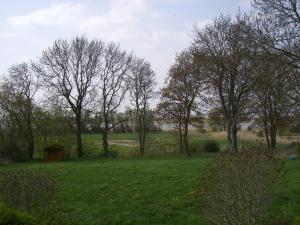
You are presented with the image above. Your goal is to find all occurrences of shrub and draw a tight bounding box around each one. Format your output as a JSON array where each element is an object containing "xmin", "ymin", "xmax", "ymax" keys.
[
  {"xmin": 0, "ymin": 205, "xmax": 35, "ymax": 225},
  {"xmin": 0, "ymin": 169, "xmax": 57, "ymax": 215},
  {"xmin": 198, "ymin": 150, "xmax": 284, "ymax": 225},
  {"xmin": 82, "ymin": 142, "xmax": 102, "ymax": 158},
  {"xmin": 202, "ymin": 140, "xmax": 220, "ymax": 153},
  {"xmin": 296, "ymin": 143, "xmax": 300, "ymax": 158}
]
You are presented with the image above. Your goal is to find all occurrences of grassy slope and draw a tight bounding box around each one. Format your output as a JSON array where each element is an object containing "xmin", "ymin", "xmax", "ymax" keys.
[{"xmin": 1, "ymin": 156, "xmax": 299, "ymax": 225}]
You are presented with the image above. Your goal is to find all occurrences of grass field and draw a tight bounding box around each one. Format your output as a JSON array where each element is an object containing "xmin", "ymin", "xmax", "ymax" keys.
[
  {"xmin": 1, "ymin": 131, "xmax": 300, "ymax": 224},
  {"xmin": 1, "ymin": 156, "xmax": 300, "ymax": 225}
]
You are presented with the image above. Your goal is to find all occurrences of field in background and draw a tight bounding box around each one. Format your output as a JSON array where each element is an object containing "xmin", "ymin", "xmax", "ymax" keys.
[{"xmin": 33, "ymin": 130, "xmax": 300, "ymax": 159}]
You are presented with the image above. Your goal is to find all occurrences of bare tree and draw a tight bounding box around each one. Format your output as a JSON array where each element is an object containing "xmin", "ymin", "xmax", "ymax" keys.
[
  {"xmin": 156, "ymin": 50, "xmax": 205, "ymax": 156},
  {"xmin": 253, "ymin": 53, "xmax": 297, "ymax": 150},
  {"xmin": 37, "ymin": 36, "xmax": 104, "ymax": 158},
  {"xmin": 96, "ymin": 43, "xmax": 132, "ymax": 157},
  {"xmin": 193, "ymin": 14, "xmax": 257, "ymax": 152},
  {"xmin": 128, "ymin": 57, "xmax": 156, "ymax": 156},
  {"xmin": 253, "ymin": 0, "xmax": 300, "ymax": 103},
  {"xmin": 0, "ymin": 63, "xmax": 39, "ymax": 160}
]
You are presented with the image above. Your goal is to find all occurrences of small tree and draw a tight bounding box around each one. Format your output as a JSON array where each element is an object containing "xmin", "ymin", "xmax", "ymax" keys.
[
  {"xmin": 156, "ymin": 50, "xmax": 205, "ymax": 156},
  {"xmin": 128, "ymin": 57, "xmax": 156, "ymax": 156},
  {"xmin": 253, "ymin": 53, "xmax": 296, "ymax": 150},
  {"xmin": 0, "ymin": 63, "xmax": 39, "ymax": 160}
]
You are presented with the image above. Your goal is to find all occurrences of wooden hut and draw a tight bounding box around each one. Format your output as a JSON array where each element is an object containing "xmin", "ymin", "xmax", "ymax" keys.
[{"xmin": 44, "ymin": 145, "xmax": 64, "ymax": 162}]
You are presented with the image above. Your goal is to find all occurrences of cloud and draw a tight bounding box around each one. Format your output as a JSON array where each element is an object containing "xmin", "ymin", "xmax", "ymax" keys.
[
  {"xmin": 7, "ymin": 2, "xmax": 85, "ymax": 29},
  {"xmin": 7, "ymin": 1, "xmax": 149, "ymax": 32},
  {"xmin": 7, "ymin": 1, "xmax": 156, "ymax": 43},
  {"xmin": 3, "ymin": 0, "xmax": 195, "ymax": 85}
]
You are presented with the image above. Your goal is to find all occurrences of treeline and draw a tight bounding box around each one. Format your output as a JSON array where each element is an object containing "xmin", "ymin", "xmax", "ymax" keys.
[
  {"xmin": 0, "ymin": 0, "xmax": 299, "ymax": 160},
  {"xmin": 156, "ymin": 0, "xmax": 300, "ymax": 155},
  {"xmin": 0, "ymin": 38, "xmax": 157, "ymax": 160}
]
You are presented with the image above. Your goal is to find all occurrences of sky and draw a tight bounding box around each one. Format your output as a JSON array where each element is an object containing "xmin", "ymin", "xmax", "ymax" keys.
[{"xmin": 0, "ymin": 0, "xmax": 251, "ymax": 87}]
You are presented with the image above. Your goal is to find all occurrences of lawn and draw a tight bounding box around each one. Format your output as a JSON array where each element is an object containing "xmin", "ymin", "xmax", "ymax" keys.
[
  {"xmin": 1, "ymin": 131, "xmax": 299, "ymax": 224},
  {"xmin": 1, "ymin": 156, "xmax": 300, "ymax": 225},
  {"xmin": 2, "ymin": 156, "xmax": 210, "ymax": 225}
]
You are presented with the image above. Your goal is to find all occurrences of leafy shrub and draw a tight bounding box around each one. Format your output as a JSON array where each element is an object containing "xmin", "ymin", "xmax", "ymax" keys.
[
  {"xmin": 0, "ymin": 205, "xmax": 35, "ymax": 225},
  {"xmin": 82, "ymin": 142, "xmax": 102, "ymax": 158},
  {"xmin": 198, "ymin": 150, "xmax": 284, "ymax": 225},
  {"xmin": 0, "ymin": 169, "xmax": 57, "ymax": 215},
  {"xmin": 202, "ymin": 140, "xmax": 220, "ymax": 153}
]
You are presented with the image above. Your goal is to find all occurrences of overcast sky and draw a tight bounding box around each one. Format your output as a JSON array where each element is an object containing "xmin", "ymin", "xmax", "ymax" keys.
[{"xmin": 0, "ymin": 0, "xmax": 251, "ymax": 87}]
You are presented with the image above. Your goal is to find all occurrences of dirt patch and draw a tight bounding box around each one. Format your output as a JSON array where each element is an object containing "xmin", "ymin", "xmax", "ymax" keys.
[{"xmin": 109, "ymin": 140, "xmax": 138, "ymax": 147}]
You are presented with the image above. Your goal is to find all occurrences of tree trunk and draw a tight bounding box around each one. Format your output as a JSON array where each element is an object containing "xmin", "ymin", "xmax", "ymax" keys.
[
  {"xmin": 264, "ymin": 125, "xmax": 271, "ymax": 151},
  {"xmin": 227, "ymin": 120, "xmax": 232, "ymax": 148},
  {"xmin": 75, "ymin": 115, "xmax": 83, "ymax": 158},
  {"xmin": 102, "ymin": 130, "xmax": 109, "ymax": 157},
  {"xmin": 183, "ymin": 109, "xmax": 191, "ymax": 156},
  {"xmin": 183, "ymin": 126, "xmax": 191, "ymax": 156},
  {"xmin": 178, "ymin": 119, "xmax": 184, "ymax": 153},
  {"xmin": 27, "ymin": 139, "xmax": 34, "ymax": 160},
  {"xmin": 270, "ymin": 125, "xmax": 277, "ymax": 150},
  {"xmin": 102, "ymin": 117, "xmax": 109, "ymax": 157},
  {"xmin": 229, "ymin": 119, "xmax": 238, "ymax": 153},
  {"xmin": 138, "ymin": 114, "xmax": 144, "ymax": 156},
  {"xmin": 27, "ymin": 115, "xmax": 35, "ymax": 160},
  {"xmin": 141, "ymin": 114, "xmax": 146, "ymax": 156}
]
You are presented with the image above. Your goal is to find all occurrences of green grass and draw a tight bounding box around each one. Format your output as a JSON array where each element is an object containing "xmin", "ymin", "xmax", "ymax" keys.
[
  {"xmin": 1, "ymin": 156, "xmax": 299, "ymax": 225},
  {"xmin": 1, "ymin": 156, "xmax": 210, "ymax": 225},
  {"xmin": 2, "ymin": 131, "xmax": 299, "ymax": 224},
  {"xmin": 269, "ymin": 160, "xmax": 300, "ymax": 218}
]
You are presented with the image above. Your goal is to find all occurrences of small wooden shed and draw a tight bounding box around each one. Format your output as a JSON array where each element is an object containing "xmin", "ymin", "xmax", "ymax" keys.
[{"xmin": 44, "ymin": 145, "xmax": 64, "ymax": 162}]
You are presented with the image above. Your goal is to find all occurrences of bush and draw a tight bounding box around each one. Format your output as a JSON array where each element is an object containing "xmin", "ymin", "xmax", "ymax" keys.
[
  {"xmin": 202, "ymin": 140, "xmax": 220, "ymax": 153},
  {"xmin": 296, "ymin": 143, "xmax": 300, "ymax": 158},
  {"xmin": 198, "ymin": 150, "xmax": 284, "ymax": 225},
  {"xmin": 0, "ymin": 169, "xmax": 57, "ymax": 215},
  {"xmin": 0, "ymin": 206, "xmax": 35, "ymax": 225},
  {"xmin": 82, "ymin": 142, "xmax": 102, "ymax": 158}
]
